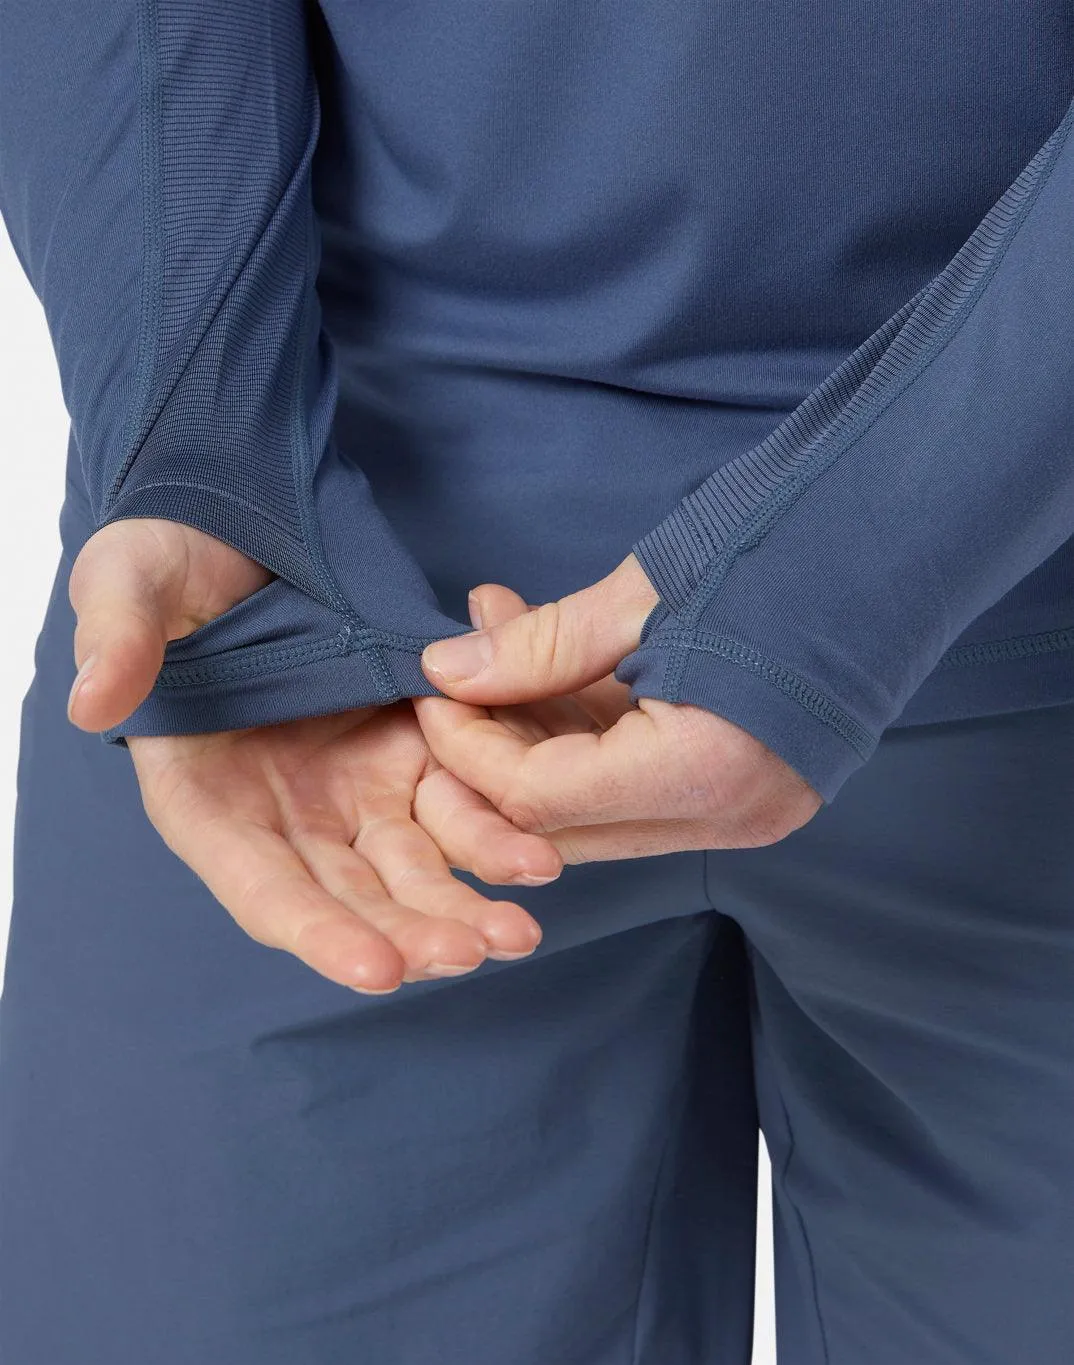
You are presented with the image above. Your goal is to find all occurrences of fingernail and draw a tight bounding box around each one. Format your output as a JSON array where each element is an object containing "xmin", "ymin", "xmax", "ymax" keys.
[
  {"xmin": 425, "ymin": 960, "xmax": 478, "ymax": 977},
  {"xmin": 467, "ymin": 592, "xmax": 484, "ymax": 630},
  {"xmin": 510, "ymin": 871, "xmax": 560, "ymax": 886},
  {"xmin": 423, "ymin": 631, "xmax": 494, "ymax": 684},
  {"xmin": 67, "ymin": 653, "xmax": 97, "ymax": 717},
  {"xmin": 486, "ymin": 948, "xmax": 537, "ymax": 961},
  {"xmin": 350, "ymin": 983, "xmax": 399, "ymax": 995}
]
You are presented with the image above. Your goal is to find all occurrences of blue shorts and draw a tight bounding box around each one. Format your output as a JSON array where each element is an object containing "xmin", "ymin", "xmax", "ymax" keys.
[{"xmin": 2, "ymin": 545, "xmax": 1072, "ymax": 1365}]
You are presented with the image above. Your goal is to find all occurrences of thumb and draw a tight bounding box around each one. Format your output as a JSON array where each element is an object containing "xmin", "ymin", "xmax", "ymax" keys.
[
  {"xmin": 66, "ymin": 518, "xmax": 270, "ymax": 732},
  {"xmin": 421, "ymin": 554, "xmax": 659, "ymax": 704},
  {"xmin": 66, "ymin": 529, "xmax": 172, "ymax": 732}
]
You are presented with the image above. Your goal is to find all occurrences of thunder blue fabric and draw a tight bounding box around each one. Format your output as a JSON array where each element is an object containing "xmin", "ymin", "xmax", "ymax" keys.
[
  {"xmin": 622, "ymin": 94, "xmax": 1074, "ymax": 797},
  {"xmin": 1, "ymin": 2, "xmax": 1073, "ymax": 802},
  {"xmin": 2, "ymin": 542, "xmax": 1073, "ymax": 1363}
]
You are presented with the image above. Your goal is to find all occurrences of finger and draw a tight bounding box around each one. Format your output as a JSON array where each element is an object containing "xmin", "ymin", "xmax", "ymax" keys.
[
  {"xmin": 293, "ymin": 830, "xmax": 490, "ymax": 977},
  {"xmin": 419, "ymin": 698, "xmax": 733, "ymax": 833},
  {"xmin": 422, "ymin": 554, "xmax": 658, "ymax": 705},
  {"xmin": 412, "ymin": 695, "xmax": 537, "ymax": 812},
  {"xmin": 162, "ymin": 811, "xmax": 410, "ymax": 993},
  {"xmin": 466, "ymin": 582, "xmax": 525, "ymax": 632},
  {"xmin": 414, "ymin": 696, "xmax": 653, "ymax": 829},
  {"xmin": 471, "ymin": 585, "xmax": 626, "ymax": 735},
  {"xmin": 352, "ymin": 793, "xmax": 545, "ymax": 960},
  {"xmin": 469, "ymin": 584, "xmax": 599, "ymax": 738},
  {"xmin": 67, "ymin": 535, "xmax": 171, "ymax": 731},
  {"xmin": 412, "ymin": 763, "xmax": 563, "ymax": 886},
  {"xmin": 469, "ymin": 581, "xmax": 630, "ymax": 737},
  {"xmin": 470, "ymin": 585, "xmax": 628, "ymax": 734}
]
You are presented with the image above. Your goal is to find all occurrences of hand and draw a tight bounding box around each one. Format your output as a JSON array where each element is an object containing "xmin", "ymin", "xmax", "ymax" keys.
[
  {"xmin": 66, "ymin": 519, "xmax": 561, "ymax": 991},
  {"xmin": 416, "ymin": 557, "xmax": 823, "ymax": 861}
]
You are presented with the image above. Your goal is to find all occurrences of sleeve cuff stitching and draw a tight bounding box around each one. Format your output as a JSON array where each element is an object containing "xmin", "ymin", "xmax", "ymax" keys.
[
  {"xmin": 650, "ymin": 630, "xmax": 874, "ymax": 758},
  {"xmin": 155, "ymin": 628, "xmax": 353, "ymax": 688},
  {"xmin": 104, "ymin": 479, "xmax": 308, "ymax": 544},
  {"xmin": 150, "ymin": 623, "xmax": 458, "ymax": 689}
]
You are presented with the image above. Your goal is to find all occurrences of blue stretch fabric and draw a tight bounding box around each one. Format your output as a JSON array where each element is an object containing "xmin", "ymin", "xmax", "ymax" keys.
[{"xmin": 1, "ymin": 2, "xmax": 1072, "ymax": 800}]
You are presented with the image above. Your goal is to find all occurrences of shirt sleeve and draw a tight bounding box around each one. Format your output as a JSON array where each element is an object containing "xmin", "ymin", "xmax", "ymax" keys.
[
  {"xmin": 0, "ymin": 0, "xmax": 472, "ymax": 744},
  {"xmin": 614, "ymin": 95, "xmax": 1074, "ymax": 804}
]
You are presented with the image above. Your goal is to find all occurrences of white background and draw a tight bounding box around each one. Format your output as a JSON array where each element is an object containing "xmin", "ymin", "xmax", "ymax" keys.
[{"xmin": 0, "ymin": 219, "xmax": 778, "ymax": 1363}]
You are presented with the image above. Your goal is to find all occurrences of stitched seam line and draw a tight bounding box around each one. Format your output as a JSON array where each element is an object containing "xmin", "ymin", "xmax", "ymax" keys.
[
  {"xmin": 110, "ymin": 0, "xmax": 162, "ymax": 526},
  {"xmin": 151, "ymin": 622, "xmax": 445, "ymax": 689},
  {"xmin": 104, "ymin": 81, "xmax": 312, "ymax": 517},
  {"xmin": 106, "ymin": 479, "xmax": 312, "ymax": 545},
  {"xmin": 934, "ymin": 626, "xmax": 1074, "ymax": 668},
  {"xmin": 155, "ymin": 629, "xmax": 353, "ymax": 687},
  {"xmin": 654, "ymin": 624, "xmax": 1074, "ymax": 762},
  {"xmin": 773, "ymin": 1075, "xmax": 832, "ymax": 1365},
  {"xmin": 628, "ymin": 1105, "xmax": 680, "ymax": 1365},
  {"xmin": 361, "ymin": 640, "xmax": 405, "ymax": 705},
  {"xmin": 629, "ymin": 917, "xmax": 718, "ymax": 1365},
  {"xmin": 679, "ymin": 501, "xmax": 717, "ymax": 565},
  {"xmin": 287, "ymin": 76, "xmax": 357, "ymax": 622},
  {"xmin": 645, "ymin": 630, "xmax": 874, "ymax": 759},
  {"xmin": 744, "ymin": 941, "xmax": 832, "ymax": 1365}
]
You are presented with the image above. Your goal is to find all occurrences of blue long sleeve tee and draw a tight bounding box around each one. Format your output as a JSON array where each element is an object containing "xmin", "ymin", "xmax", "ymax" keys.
[{"xmin": 1, "ymin": 1, "xmax": 1072, "ymax": 802}]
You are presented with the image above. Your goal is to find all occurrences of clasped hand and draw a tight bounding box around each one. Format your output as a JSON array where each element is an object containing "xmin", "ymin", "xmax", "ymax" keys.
[{"xmin": 66, "ymin": 521, "xmax": 820, "ymax": 996}]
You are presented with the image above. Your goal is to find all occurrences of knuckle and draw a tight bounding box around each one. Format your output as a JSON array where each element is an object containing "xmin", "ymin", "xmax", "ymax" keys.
[
  {"xmin": 234, "ymin": 869, "xmax": 277, "ymax": 923},
  {"xmin": 549, "ymin": 831, "xmax": 590, "ymax": 866},
  {"xmin": 524, "ymin": 600, "xmax": 563, "ymax": 683},
  {"xmin": 468, "ymin": 855, "xmax": 500, "ymax": 883},
  {"xmin": 226, "ymin": 884, "xmax": 278, "ymax": 947},
  {"xmin": 389, "ymin": 861, "xmax": 437, "ymax": 894},
  {"xmin": 350, "ymin": 810, "xmax": 404, "ymax": 853},
  {"xmin": 243, "ymin": 919, "xmax": 277, "ymax": 950},
  {"xmin": 500, "ymin": 788, "xmax": 547, "ymax": 834},
  {"xmin": 517, "ymin": 598, "xmax": 585, "ymax": 689},
  {"xmin": 283, "ymin": 923, "xmax": 317, "ymax": 963},
  {"xmin": 733, "ymin": 814, "xmax": 788, "ymax": 848},
  {"xmin": 734, "ymin": 788, "xmax": 819, "ymax": 847},
  {"xmin": 469, "ymin": 843, "xmax": 521, "ymax": 884},
  {"xmin": 286, "ymin": 907, "xmax": 333, "ymax": 961}
]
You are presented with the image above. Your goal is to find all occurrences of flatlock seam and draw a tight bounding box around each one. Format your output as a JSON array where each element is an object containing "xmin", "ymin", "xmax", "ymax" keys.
[
  {"xmin": 105, "ymin": 5, "xmax": 375, "ymax": 643},
  {"xmin": 150, "ymin": 624, "xmax": 449, "ymax": 690},
  {"xmin": 934, "ymin": 625, "xmax": 1074, "ymax": 668},
  {"xmin": 287, "ymin": 95, "xmax": 356, "ymax": 623},
  {"xmin": 648, "ymin": 622, "xmax": 1074, "ymax": 765},
  {"xmin": 106, "ymin": 5, "xmax": 309, "ymax": 523},
  {"xmin": 105, "ymin": 480, "xmax": 310, "ymax": 544},
  {"xmin": 109, "ymin": 0, "xmax": 162, "ymax": 525},
  {"xmin": 647, "ymin": 630, "xmax": 874, "ymax": 759},
  {"xmin": 739, "ymin": 935, "xmax": 833, "ymax": 1365},
  {"xmin": 154, "ymin": 628, "xmax": 355, "ymax": 689}
]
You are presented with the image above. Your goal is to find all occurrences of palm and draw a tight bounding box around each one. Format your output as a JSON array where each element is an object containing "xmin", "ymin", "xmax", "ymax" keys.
[
  {"xmin": 69, "ymin": 518, "xmax": 557, "ymax": 991},
  {"xmin": 127, "ymin": 701, "xmax": 553, "ymax": 993}
]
